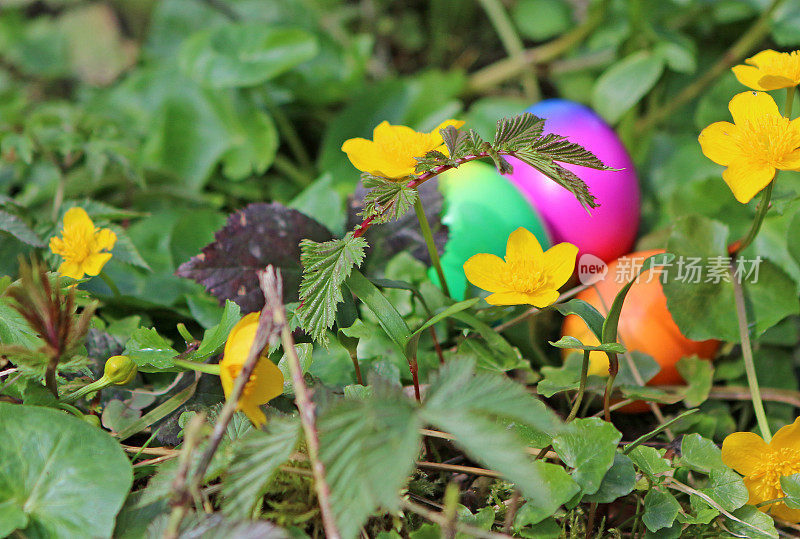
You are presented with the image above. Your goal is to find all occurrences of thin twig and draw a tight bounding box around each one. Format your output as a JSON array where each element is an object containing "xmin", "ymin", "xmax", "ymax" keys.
[
  {"xmin": 163, "ymin": 413, "xmax": 207, "ymax": 537},
  {"xmin": 399, "ymin": 499, "xmax": 513, "ymax": 539},
  {"xmin": 163, "ymin": 268, "xmax": 283, "ymax": 538},
  {"xmin": 416, "ymin": 460, "xmax": 501, "ymax": 478},
  {"xmin": 262, "ymin": 267, "xmax": 341, "ymax": 539}
]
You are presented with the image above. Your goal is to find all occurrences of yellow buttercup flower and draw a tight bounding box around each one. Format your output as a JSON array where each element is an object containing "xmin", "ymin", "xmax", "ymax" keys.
[
  {"xmin": 341, "ymin": 119, "xmax": 465, "ymax": 179},
  {"xmin": 463, "ymin": 227, "xmax": 577, "ymax": 307},
  {"xmin": 220, "ymin": 312, "xmax": 284, "ymax": 428},
  {"xmin": 733, "ymin": 50, "xmax": 800, "ymax": 91},
  {"xmin": 698, "ymin": 91, "xmax": 800, "ymax": 203},
  {"xmin": 49, "ymin": 207, "xmax": 117, "ymax": 280},
  {"xmin": 722, "ymin": 417, "xmax": 800, "ymax": 523}
]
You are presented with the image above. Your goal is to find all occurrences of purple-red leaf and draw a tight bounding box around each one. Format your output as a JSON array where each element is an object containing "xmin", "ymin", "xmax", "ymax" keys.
[{"xmin": 176, "ymin": 203, "xmax": 332, "ymax": 313}]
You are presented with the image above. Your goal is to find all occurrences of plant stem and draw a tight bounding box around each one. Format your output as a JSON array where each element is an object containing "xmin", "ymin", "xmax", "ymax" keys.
[
  {"xmin": 60, "ymin": 376, "xmax": 110, "ymax": 404},
  {"xmin": 398, "ymin": 499, "xmax": 512, "ymax": 539},
  {"xmin": 731, "ymin": 264, "xmax": 771, "ymax": 442},
  {"xmin": 98, "ymin": 270, "xmax": 120, "ymax": 297},
  {"xmin": 414, "ymin": 197, "xmax": 451, "ymax": 298},
  {"xmin": 476, "ymin": 0, "xmax": 540, "ymax": 101},
  {"xmin": 602, "ymin": 353, "xmax": 618, "ymax": 422},
  {"xmin": 566, "ymin": 351, "xmax": 590, "ymax": 423},
  {"xmin": 263, "ymin": 267, "xmax": 341, "ymax": 539},
  {"xmin": 172, "ymin": 358, "xmax": 221, "ymax": 376},
  {"xmin": 636, "ymin": 0, "xmax": 786, "ymax": 132},
  {"xmin": 731, "ymin": 181, "xmax": 774, "ymax": 255}
]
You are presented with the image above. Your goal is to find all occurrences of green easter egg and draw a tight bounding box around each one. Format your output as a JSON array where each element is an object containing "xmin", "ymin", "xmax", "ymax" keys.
[{"xmin": 432, "ymin": 161, "xmax": 550, "ymax": 299}]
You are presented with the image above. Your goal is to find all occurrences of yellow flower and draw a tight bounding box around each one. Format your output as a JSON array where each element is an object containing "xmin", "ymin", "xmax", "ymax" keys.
[
  {"xmin": 49, "ymin": 207, "xmax": 117, "ymax": 279},
  {"xmin": 463, "ymin": 227, "xmax": 577, "ymax": 307},
  {"xmin": 220, "ymin": 312, "xmax": 284, "ymax": 428},
  {"xmin": 723, "ymin": 418, "xmax": 800, "ymax": 522},
  {"xmin": 341, "ymin": 119, "xmax": 465, "ymax": 179},
  {"xmin": 698, "ymin": 91, "xmax": 800, "ymax": 203},
  {"xmin": 733, "ymin": 50, "xmax": 800, "ymax": 91}
]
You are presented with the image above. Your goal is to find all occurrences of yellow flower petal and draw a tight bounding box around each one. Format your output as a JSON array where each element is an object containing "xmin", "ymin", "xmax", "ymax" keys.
[
  {"xmin": 722, "ymin": 431, "xmax": 769, "ymax": 476},
  {"xmin": 770, "ymin": 417, "xmax": 800, "ymax": 452},
  {"xmin": 541, "ymin": 243, "xmax": 578, "ymax": 289},
  {"xmin": 768, "ymin": 500, "xmax": 800, "ymax": 523},
  {"xmin": 95, "ymin": 228, "xmax": 117, "ymax": 251},
  {"xmin": 463, "ymin": 253, "xmax": 509, "ymax": 293},
  {"xmin": 746, "ymin": 49, "xmax": 783, "ymax": 68},
  {"xmin": 729, "ymin": 91, "xmax": 781, "ymax": 126},
  {"xmin": 777, "ymin": 148, "xmax": 800, "ymax": 169},
  {"xmin": 248, "ymin": 358, "xmax": 285, "ymax": 405},
  {"xmin": 62, "ymin": 207, "xmax": 94, "ymax": 234},
  {"xmin": 485, "ymin": 289, "xmax": 559, "ymax": 307},
  {"xmin": 82, "ymin": 253, "xmax": 112, "ymax": 277},
  {"xmin": 49, "ymin": 236, "xmax": 66, "ymax": 256},
  {"xmin": 505, "ymin": 227, "xmax": 544, "ymax": 265},
  {"xmin": 698, "ymin": 121, "xmax": 741, "ymax": 166},
  {"xmin": 431, "ymin": 119, "xmax": 465, "ymax": 135},
  {"xmin": 732, "ymin": 65, "xmax": 769, "ymax": 91},
  {"xmin": 373, "ymin": 121, "xmax": 419, "ymax": 147},
  {"xmin": 58, "ymin": 260, "xmax": 84, "ymax": 280},
  {"xmin": 722, "ymin": 159, "xmax": 775, "ymax": 203},
  {"xmin": 755, "ymin": 74, "xmax": 797, "ymax": 91}
]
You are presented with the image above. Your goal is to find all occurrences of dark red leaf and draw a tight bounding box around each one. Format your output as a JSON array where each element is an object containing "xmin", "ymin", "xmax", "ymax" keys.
[{"xmin": 176, "ymin": 203, "xmax": 332, "ymax": 313}]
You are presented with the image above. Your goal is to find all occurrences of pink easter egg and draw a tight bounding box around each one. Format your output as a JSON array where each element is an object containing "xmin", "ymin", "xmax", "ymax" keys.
[{"xmin": 506, "ymin": 99, "xmax": 640, "ymax": 263}]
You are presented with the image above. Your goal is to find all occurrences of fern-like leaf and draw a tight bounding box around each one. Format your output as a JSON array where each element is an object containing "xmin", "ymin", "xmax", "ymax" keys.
[
  {"xmin": 298, "ymin": 234, "xmax": 368, "ymax": 343},
  {"xmin": 529, "ymin": 133, "xmax": 611, "ymax": 170},
  {"xmin": 513, "ymin": 150, "xmax": 599, "ymax": 209},
  {"xmin": 493, "ymin": 113, "xmax": 546, "ymax": 152},
  {"xmin": 221, "ymin": 417, "xmax": 301, "ymax": 519},
  {"xmin": 360, "ymin": 175, "xmax": 419, "ymax": 223}
]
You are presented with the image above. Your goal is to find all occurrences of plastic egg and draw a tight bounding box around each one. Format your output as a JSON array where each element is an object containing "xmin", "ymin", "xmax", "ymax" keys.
[
  {"xmin": 433, "ymin": 161, "xmax": 550, "ymax": 299},
  {"xmin": 506, "ymin": 99, "xmax": 640, "ymax": 263},
  {"xmin": 561, "ymin": 249, "xmax": 719, "ymax": 411}
]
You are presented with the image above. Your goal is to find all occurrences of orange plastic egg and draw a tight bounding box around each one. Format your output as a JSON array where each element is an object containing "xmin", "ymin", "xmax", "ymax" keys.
[{"xmin": 561, "ymin": 249, "xmax": 719, "ymax": 396}]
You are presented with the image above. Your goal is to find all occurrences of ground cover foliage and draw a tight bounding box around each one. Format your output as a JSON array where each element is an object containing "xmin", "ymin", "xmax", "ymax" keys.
[{"xmin": 4, "ymin": 1, "xmax": 800, "ymax": 538}]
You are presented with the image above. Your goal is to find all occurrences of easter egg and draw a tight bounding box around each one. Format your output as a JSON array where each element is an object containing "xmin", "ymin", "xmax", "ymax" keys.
[
  {"xmin": 506, "ymin": 99, "xmax": 640, "ymax": 263},
  {"xmin": 561, "ymin": 250, "xmax": 719, "ymax": 407},
  {"xmin": 433, "ymin": 161, "xmax": 550, "ymax": 299}
]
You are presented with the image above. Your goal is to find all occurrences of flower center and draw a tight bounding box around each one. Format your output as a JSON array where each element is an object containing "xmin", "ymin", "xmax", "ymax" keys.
[
  {"xmin": 226, "ymin": 365, "xmax": 256, "ymax": 397},
  {"xmin": 750, "ymin": 447, "xmax": 800, "ymax": 501},
  {"xmin": 57, "ymin": 228, "xmax": 95, "ymax": 263},
  {"xmin": 763, "ymin": 51, "xmax": 800, "ymax": 82},
  {"xmin": 736, "ymin": 115, "xmax": 800, "ymax": 166},
  {"xmin": 506, "ymin": 260, "xmax": 548, "ymax": 294}
]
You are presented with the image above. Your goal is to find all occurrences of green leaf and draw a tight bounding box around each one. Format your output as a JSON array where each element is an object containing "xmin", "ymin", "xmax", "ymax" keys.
[
  {"xmin": 780, "ymin": 473, "xmax": 800, "ymax": 509},
  {"xmin": 513, "ymin": 0, "xmax": 572, "ymax": 41},
  {"xmin": 551, "ymin": 418, "xmax": 622, "ymax": 495},
  {"xmin": 583, "ymin": 452, "xmax": 636, "ymax": 503},
  {"xmin": 0, "ymin": 298, "xmax": 40, "ymax": 348},
  {"xmin": 277, "ymin": 343, "xmax": 313, "ymax": 393},
  {"xmin": 319, "ymin": 383, "xmax": 421, "ymax": 539},
  {"xmin": 511, "ymin": 150, "xmax": 598, "ymax": 210},
  {"xmin": 701, "ymin": 467, "xmax": 748, "ymax": 512},
  {"xmin": 628, "ymin": 446, "xmax": 671, "ymax": 481},
  {"xmin": 0, "ymin": 500, "xmax": 28, "ymax": 539},
  {"xmin": 221, "ymin": 416, "xmax": 301, "ymax": 519},
  {"xmin": 450, "ymin": 310, "xmax": 523, "ymax": 371},
  {"xmin": 360, "ymin": 175, "xmax": 419, "ymax": 224},
  {"xmin": 727, "ymin": 505, "xmax": 778, "ymax": 538},
  {"xmin": 548, "ymin": 336, "xmax": 625, "ymax": 354},
  {"xmin": 179, "ymin": 24, "xmax": 318, "ymax": 88},
  {"xmin": 493, "ymin": 113, "xmax": 545, "ymax": 151},
  {"xmin": 107, "ymin": 224, "xmax": 152, "ymax": 271},
  {"xmin": 554, "ymin": 299, "xmax": 605, "ymax": 341},
  {"xmin": 298, "ymin": 234, "xmax": 368, "ymax": 343},
  {"xmin": 663, "ymin": 215, "xmax": 800, "ymax": 341},
  {"xmin": 1, "ymin": 133, "xmax": 34, "ymax": 164},
  {"xmin": 527, "ymin": 132, "xmax": 610, "ymax": 170},
  {"xmin": 188, "ymin": 300, "xmax": 241, "ymax": 362},
  {"xmin": 123, "ymin": 327, "xmax": 178, "ymax": 372},
  {"xmin": 680, "ymin": 433, "xmax": 724, "ymax": 474},
  {"xmin": 290, "ymin": 174, "xmax": 346, "ymax": 236},
  {"xmin": 345, "ymin": 269, "xmax": 412, "ymax": 353},
  {"xmin": 405, "ymin": 298, "xmax": 479, "ymax": 358},
  {"xmin": 676, "ymin": 356, "xmax": 713, "ymax": 407},
  {"xmin": 0, "ymin": 403, "xmax": 133, "ymax": 538},
  {"xmin": 0, "ymin": 210, "xmax": 43, "ymax": 247},
  {"xmin": 642, "ymin": 489, "xmax": 681, "ymax": 532},
  {"xmin": 592, "ymin": 50, "xmax": 665, "ymax": 124}
]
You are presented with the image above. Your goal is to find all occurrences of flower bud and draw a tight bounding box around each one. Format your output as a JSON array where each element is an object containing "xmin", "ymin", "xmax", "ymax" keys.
[
  {"xmin": 103, "ymin": 355, "xmax": 137, "ymax": 385},
  {"xmin": 82, "ymin": 414, "xmax": 101, "ymax": 427}
]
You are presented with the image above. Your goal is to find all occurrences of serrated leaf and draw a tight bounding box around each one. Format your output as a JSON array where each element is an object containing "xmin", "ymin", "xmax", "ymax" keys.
[
  {"xmin": 0, "ymin": 210, "xmax": 44, "ymax": 247},
  {"xmin": 123, "ymin": 327, "xmax": 178, "ymax": 372},
  {"xmin": 493, "ymin": 113, "xmax": 545, "ymax": 151},
  {"xmin": 299, "ymin": 233, "xmax": 368, "ymax": 343},
  {"xmin": 318, "ymin": 383, "xmax": 421, "ymax": 539},
  {"xmin": 277, "ymin": 343, "xmax": 312, "ymax": 393},
  {"xmin": 177, "ymin": 203, "xmax": 332, "ymax": 313},
  {"xmin": 360, "ymin": 175, "xmax": 419, "ymax": 224},
  {"xmin": 528, "ymin": 132, "xmax": 610, "ymax": 170},
  {"xmin": 512, "ymin": 150, "xmax": 598, "ymax": 210},
  {"xmin": 221, "ymin": 416, "xmax": 301, "ymax": 519}
]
